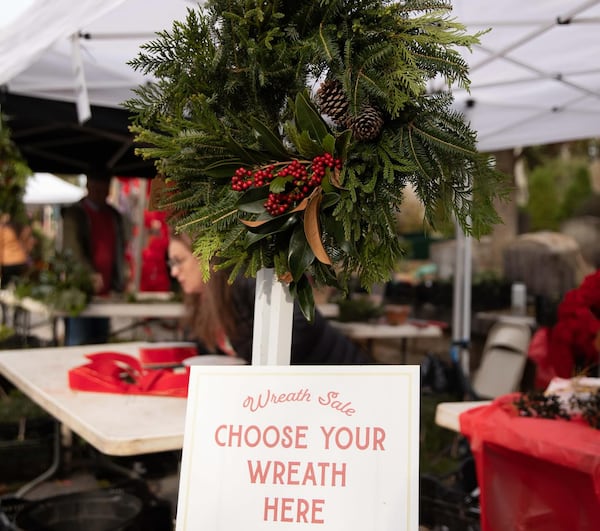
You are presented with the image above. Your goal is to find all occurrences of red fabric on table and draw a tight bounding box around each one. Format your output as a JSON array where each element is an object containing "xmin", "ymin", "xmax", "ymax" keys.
[
  {"xmin": 460, "ymin": 394, "xmax": 600, "ymax": 531},
  {"xmin": 138, "ymin": 345, "xmax": 197, "ymax": 368},
  {"xmin": 68, "ymin": 352, "xmax": 190, "ymax": 397}
]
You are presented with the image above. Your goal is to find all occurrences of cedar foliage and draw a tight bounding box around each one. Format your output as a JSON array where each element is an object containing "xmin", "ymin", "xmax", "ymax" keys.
[{"xmin": 126, "ymin": 0, "xmax": 508, "ymax": 317}]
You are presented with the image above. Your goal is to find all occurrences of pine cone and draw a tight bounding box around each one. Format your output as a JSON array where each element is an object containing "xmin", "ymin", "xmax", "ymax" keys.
[
  {"xmin": 316, "ymin": 79, "xmax": 349, "ymax": 126},
  {"xmin": 347, "ymin": 105, "xmax": 384, "ymax": 141}
]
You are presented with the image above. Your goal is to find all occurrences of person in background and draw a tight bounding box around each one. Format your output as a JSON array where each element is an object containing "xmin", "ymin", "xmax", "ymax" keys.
[
  {"xmin": 61, "ymin": 173, "xmax": 127, "ymax": 345},
  {"xmin": 167, "ymin": 232, "xmax": 370, "ymax": 364},
  {"xmin": 1, "ymin": 214, "xmax": 34, "ymax": 325},
  {"xmin": 0, "ymin": 214, "xmax": 31, "ymax": 288}
]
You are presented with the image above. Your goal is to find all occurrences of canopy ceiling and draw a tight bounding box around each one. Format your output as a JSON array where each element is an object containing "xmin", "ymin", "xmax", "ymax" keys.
[
  {"xmin": 0, "ymin": 0, "xmax": 196, "ymax": 178},
  {"xmin": 1, "ymin": 0, "xmax": 600, "ymax": 178},
  {"xmin": 450, "ymin": 0, "xmax": 600, "ymax": 152}
]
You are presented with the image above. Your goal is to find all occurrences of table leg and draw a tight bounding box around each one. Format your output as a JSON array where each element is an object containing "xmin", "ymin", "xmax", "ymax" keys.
[{"xmin": 15, "ymin": 420, "xmax": 61, "ymax": 498}]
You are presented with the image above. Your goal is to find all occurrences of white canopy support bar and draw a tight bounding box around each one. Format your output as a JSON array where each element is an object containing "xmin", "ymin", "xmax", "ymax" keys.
[{"xmin": 70, "ymin": 33, "xmax": 91, "ymax": 124}]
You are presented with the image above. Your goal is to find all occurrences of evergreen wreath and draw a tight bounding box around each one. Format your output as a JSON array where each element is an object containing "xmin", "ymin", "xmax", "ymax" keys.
[{"xmin": 126, "ymin": 0, "xmax": 508, "ymax": 319}]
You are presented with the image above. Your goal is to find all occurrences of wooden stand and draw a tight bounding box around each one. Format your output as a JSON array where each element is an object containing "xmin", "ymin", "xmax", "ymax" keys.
[{"xmin": 251, "ymin": 268, "xmax": 294, "ymax": 366}]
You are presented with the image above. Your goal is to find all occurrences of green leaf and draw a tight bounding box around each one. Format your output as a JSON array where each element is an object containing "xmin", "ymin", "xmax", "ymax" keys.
[
  {"xmin": 295, "ymin": 90, "xmax": 328, "ymax": 145},
  {"xmin": 295, "ymin": 130, "xmax": 323, "ymax": 158},
  {"xmin": 288, "ymin": 225, "xmax": 315, "ymax": 282},
  {"xmin": 269, "ymin": 176, "xmax": 289, "ymax": 193},
  {"xmin": 236, "ymin": 186, "xmax": 269, "ymax": 213},
  {"xmin": 321, "ymin": 192, "xmax": 340, "ymax": 209},
  {"xmin": 335, "ymin": 130, "xmax": 352, "ymax": 160},
  {"xmin": 322, "ymin": 134, "xmax": 336, "ymax": 154},
  {"xmin": 295, "ymin": 276, "xmax": 315, "ymax": 322},
  {"xmin": 242, "ymin": 212, "xmax": 298, "ymax": 235},
  {"xmin": 225, "ymin": 137, "xmax": 271, "ymax": 165},
  {"xmin": 250, "ymin": 118, "xmax": 290, "ymax": 159},
  {"xmin": 203, "ymin": 158, "xmax": 245, "ymax": 179}
]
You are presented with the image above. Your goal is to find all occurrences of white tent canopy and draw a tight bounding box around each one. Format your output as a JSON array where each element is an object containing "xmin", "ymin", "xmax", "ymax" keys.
[
  {"xmin": 24, "ymin": 173, "xmax": 85, "ymax": 205},
  {"xmin": 1, "ymin": 1, "xmax": 599, "ymax": 152},
  {"xmin": 1, "ymin": 0, "xmax": 197, "ymax": 111},
  {"xmin": 450, "ymin": 0, "xmax": 600, "ymax": 152}
]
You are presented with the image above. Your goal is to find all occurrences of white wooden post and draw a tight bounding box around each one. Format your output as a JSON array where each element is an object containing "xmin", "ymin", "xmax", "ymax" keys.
[{"xmin": 251, "ymin": 268, "xmax": 294, "ymax": 366}]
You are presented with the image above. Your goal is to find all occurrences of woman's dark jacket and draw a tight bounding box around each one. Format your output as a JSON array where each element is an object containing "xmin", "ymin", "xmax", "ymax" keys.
[{"xmin": 202, "ymin": 276, "xmax": 371, "ymax": 365}]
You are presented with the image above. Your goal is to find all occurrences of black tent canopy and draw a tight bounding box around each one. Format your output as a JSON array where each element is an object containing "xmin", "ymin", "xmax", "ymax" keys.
[{"xmin": 1, "ymin": 92, "xmax": 155, "ymax": 178}]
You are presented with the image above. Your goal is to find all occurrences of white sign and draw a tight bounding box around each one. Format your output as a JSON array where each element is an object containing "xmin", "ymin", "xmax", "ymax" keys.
[{"xmin": 176, "ymin": 365, "xmax": 420, "ymax": 530}]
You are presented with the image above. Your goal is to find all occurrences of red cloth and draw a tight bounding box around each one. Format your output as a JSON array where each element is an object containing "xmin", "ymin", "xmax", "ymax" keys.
[
  {"xmin": 68, "ymin": 351, "xmax": 190, "ymax": 397},
  {"xmin": 527, "ymin": 327, "xmax": 558, "ymax": 389},
  {"xmin": 460, "ymin": 394, "xmax": 600, "ymax": 531},
  {"xmin": 140, "ymin": 211, "xmax": 170, "ymax": 292}
]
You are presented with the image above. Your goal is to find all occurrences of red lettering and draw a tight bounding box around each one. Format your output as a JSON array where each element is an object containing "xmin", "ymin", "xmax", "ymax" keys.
[
  {"xmin": 263, "ymin": 497, "xmax": 326, "ymax": 523},
  {"xmin": 320, "ymin": 426, "xmax": 386, "ymax": 450},
  {"xmin": 213, "ymin": 424, "xmax": 309, "ymax": 449}
]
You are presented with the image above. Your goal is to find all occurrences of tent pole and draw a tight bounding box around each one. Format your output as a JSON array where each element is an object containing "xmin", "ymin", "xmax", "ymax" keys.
[
  {"xmin": 451, "ymin": 218, "xmax": 472, "ymax": 382},
  {"xmin": 461, "ymin": 230, "xmax": 472, "ymax": 378}
]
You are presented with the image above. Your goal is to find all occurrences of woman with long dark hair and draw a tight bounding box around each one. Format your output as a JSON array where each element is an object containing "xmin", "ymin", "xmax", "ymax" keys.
[{"xmin": 168, "ymin": 232, "xmax": 369, "ymax": 364}]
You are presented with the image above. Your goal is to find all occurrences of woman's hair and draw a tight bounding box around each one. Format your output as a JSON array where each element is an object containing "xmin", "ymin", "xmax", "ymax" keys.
[{"xmin": 172, "ymin": 232, "xmax": 238, "ymax": 351}]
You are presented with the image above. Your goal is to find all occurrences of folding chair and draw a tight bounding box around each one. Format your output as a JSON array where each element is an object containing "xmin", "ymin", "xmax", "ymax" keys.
[{"xmin": 471, "ymin": 321, "xmax": 532, "ymax": 399}]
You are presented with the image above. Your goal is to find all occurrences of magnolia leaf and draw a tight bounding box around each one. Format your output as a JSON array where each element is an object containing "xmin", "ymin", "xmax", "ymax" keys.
[
  {"xmin": 294, "ymin": 275, "xmax": 315, "ymax": 323},
  {"xmin": 240, "ymin": 196, "xmax": 308, "ymax": 231},
  {"xmin": 250, "ymin": 117, "xmax": 290, "ymax": 159},
  {"xmin": 238, "ymin": 199, "xmax": 267, "ymax": 214},
  {"xmin": 225, "ymin": 137, "xmax": 270, "ymax": 165},
  {"xmin": 295, "ymin": 90, "xmax": 328, "ymax": 145},
  {"xmin": 236, "ymin": 186, "xmax": 270, "ymax": 213},
  {"xmin": 203, "ymin": 158, "xmax": 246, "ymax": 179},
  {"xmin": 288, "ymin": 224, "xmax": 315, "ymax": 282},
  {"xmin": 321, "ymin": 192, "xmax": 340, "ymax": 209},
  {"xmin": 304, "ymin": 188, "xmax": 332, "ymax": 265},
  {"xmin": 242, "ymin": 213, "xmax": 298, "ymax": 236}
]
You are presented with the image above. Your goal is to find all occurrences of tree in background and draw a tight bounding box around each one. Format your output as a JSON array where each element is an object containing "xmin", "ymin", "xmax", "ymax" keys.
[
  {"xmin": 526, "ymin": 150, "xmax": 592, "ymax": 231},
  {"xmin": 0, "ymin": 114, "xmax": 30, "ymax": 225}
]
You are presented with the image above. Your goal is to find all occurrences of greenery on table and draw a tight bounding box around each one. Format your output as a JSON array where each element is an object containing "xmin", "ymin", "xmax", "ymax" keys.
[
  {"xmin": 336, "ymin": 297, "xmax": 384, "ymax": 323},
  {"xmin": 13, "ymin": 250, "xmax": 94, "ymax": 317},
  {"xmin": 126, "ymin": 0, "xmax": 508, "ymax": 320}
]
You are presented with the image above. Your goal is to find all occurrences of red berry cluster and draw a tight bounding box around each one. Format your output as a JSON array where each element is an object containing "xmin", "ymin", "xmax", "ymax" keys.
[
  {"xmin": 231, "ymin": 154, "xmax": 342, "ymax": 216},
  {"xmin": 231, "ymin": 165, "xmax": 276, "ymax": 191}
]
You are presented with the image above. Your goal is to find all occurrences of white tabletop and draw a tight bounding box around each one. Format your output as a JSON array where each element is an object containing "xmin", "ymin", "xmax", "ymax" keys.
[
  {"xmin": 0, "ymin": 342, "xmax": 188, "ymax": 456},
  {"xmin": 330, "ymin": 320, "xmax": 443, "ymax": 340},
  {"xmin": 0, "ymin": 290, "xmax": 184, "ymax": 319},
  {"xmin": 434, "ymin": 401, "xmax": 492, "ymax": 432},
  {"xmin": 78, "ymin": 300, "xmax": 184, "ymax": 319}
]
